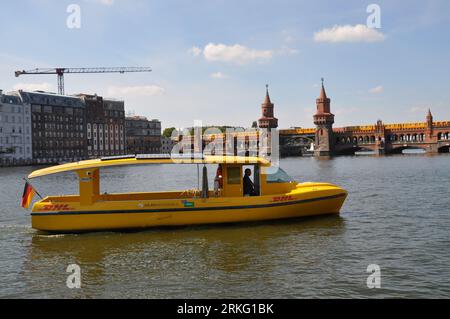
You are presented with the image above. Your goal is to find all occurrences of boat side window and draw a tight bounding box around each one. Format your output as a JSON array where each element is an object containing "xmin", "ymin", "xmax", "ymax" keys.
[
  {"xmin": 227, "ymin": 167, "xmax": 241, "ymax": 184},
  {"xmin": 266, "ymin": 168, "xmax": 295, "ymax": 183}
]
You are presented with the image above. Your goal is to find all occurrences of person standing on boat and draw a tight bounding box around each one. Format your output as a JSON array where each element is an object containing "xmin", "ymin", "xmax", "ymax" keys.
[
  {"xmin": 243, "ymin": 169, "xmax": 256, "ymax": 196},
  {"xmin": 214, "ymin": 165, "xmax": 224, "ymax": 196}
]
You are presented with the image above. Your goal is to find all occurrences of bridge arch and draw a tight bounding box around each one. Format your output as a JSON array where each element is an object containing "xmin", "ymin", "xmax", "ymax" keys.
[
  {"xmin": 390, "ymin": 145, "xmax": 427, "ymax": 154},
  {"xmin": 335, "ymin": 146, "xmax": 376, "ymax": 155},
  {"xmin": 438, "ymin": 145, "xmax": 450, "ymax": 153}
]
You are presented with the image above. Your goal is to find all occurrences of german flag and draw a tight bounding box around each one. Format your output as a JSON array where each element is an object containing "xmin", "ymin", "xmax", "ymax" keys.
[{"xmin": 21, "ymin": 182, "xmax": 36, "ymax": 209}]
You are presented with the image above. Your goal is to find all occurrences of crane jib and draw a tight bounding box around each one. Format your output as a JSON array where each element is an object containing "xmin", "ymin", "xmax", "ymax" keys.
[{"xmin": 13, "ymin": 67, "xmax": 152, "ymax": 95}]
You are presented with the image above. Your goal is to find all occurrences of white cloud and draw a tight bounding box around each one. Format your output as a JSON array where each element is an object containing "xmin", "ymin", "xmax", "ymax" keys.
[
  {"xmin": 188, "ymin": 46, "xmax": 202, "ymax": 57},
  {"xmin": 369, "ymin": 85, "xmax": 384, "ymax": 94},
  {"xmin": 98, "ymin": 0, "xmax": 114, "ymax": 5},
  {"xmin": 85, "ymin": 0, "xmax": 114, "ymax": 5},
  {"xmin": 107, "ymin": 85, "xmax": 165, "ymax": 97},
  {"xmin": 210, "ymin": 72, "xmax": 228, "ymax": 79},
  {"xmin": 277, "ymin": 46, "xmax": 299, "ymax": 56},
  {"xmin": 13, "ymin": 82, "xmax": 53, "ymax": 92},
  {"xmin": 410, "ymin": 106, "xmax": 428, "ymax": 113},
  {"xmin": 202, "ymin": 43, "xmax": 273, "ymax": 65},
  {"xmin": 314, "ymin": 24, "xmax": 385, "ymax": 43}
]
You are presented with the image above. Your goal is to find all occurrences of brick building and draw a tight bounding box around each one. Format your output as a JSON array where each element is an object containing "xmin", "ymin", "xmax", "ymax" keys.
[
  {"xmin": 77, "ymin": 94, "xmax": 126, "ymax": 158},
  {"xmin": 125, "ymin": 116, "xmax": 161, "ymax": 154},
  {"xmin": 18, "ymin": 91, "xmax": 87, "ymax": 163}
]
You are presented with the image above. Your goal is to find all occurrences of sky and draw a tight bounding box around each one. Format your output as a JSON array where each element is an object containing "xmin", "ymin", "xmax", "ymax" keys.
[{"xmin": 0, "ymin": 0, "xmax": 449, "ymax": 129}]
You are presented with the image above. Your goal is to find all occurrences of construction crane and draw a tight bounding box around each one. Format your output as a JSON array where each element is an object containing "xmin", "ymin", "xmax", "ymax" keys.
[{"xmin": 14, "ymin": 67, "xmax": 152, "ymax": 95}]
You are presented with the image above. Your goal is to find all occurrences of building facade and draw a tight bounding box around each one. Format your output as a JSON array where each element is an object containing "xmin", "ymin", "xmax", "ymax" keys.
[
  {"xmin": 18, "ymin": 91, "xmax": 87, "ymax": 163},
  {"xmin": 78, "ymin": 94, "xmax": 126, "ymax": 158},
  {"xmin": 0, "ymin": 90, "xmax": 32, "ymax": 165},
  {"xmin": 161, "ymin": 135, "xmax": 174, "ymax": 154},
  {"xmin": 126, "ymin": 116, "xmax": 162, "ymax": 154},
  {"xmin": 103, "ymin": 99, "xmax": 126, "ymax": 156}
]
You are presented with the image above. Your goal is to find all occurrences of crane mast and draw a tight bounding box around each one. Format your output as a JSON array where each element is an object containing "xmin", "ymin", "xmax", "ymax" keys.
[{"xmin": 14, "ymin": 67, "xmax": 152, "ymax": 95}]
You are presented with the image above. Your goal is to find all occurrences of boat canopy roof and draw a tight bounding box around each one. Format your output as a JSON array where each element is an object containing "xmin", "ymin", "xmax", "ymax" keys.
[{"xmin": 28, "ymin": 154, "xmax": 271, "ymax": 179}]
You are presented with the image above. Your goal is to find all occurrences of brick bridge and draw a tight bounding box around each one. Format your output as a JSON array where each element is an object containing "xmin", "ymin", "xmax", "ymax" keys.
[
  {"xmin": 170, "ymin": 83, "xmax": 450, "ymax": 157},
  {"xmin": 279, "ymin": 82, "xmax": 450, "ymax": 156},
  {"xmin": 280, "ymin": 117, "xmax": 450, "ymax": 156}
]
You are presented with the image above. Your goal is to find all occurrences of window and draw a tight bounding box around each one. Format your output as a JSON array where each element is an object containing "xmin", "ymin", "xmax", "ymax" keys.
[
  {"xmin": 227, "ymin": 167, "xmax": 241, "ymax": 185},
  {"xmin": 266, "ymin": 168, "xmax": 295, "ymax": 183}
]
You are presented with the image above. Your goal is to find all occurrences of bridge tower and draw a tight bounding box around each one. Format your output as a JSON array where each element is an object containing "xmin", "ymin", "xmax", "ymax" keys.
[
  {"xmin": 313, "ymin": 79, "xmax": 335, "ymax": 156},
  {"xmin": 258, "ymin": 85, "xmax": 278, "ymax": 129},
  {"xmin": 426, "ymin": 109, "xmax": 434, "ymax": 140}
]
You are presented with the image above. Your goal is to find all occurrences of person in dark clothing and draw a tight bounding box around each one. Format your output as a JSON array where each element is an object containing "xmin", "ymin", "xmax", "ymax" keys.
[{"xmin": 243, "ymin": 168, "xmax": 255, "ymax": 196}]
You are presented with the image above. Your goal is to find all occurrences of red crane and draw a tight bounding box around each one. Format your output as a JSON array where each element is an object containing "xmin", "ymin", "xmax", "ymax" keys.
[{"xmin": 15, "ymin": 67, "xmax": 152, "ymax": 95}]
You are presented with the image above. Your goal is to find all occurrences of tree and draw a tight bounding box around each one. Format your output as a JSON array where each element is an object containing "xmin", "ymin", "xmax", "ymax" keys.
[
  {"xmin": 252, "ymin": 121, "xmax": 258, "ymax": 128},
  {"xmin": 162, "ymin": 127, "xmax": 176, "ymax": 138}
]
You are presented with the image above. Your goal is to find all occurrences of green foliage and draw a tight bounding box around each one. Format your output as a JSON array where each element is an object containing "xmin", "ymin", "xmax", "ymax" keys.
[{"xmin": 162, "ymin": 127, "xmax": 176, "ymax": 138}]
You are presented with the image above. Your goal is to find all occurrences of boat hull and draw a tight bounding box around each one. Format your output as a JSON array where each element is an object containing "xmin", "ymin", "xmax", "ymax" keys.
[{"xmin": 31, "ymin": 183, "xmax": 347, "ymax": 233}]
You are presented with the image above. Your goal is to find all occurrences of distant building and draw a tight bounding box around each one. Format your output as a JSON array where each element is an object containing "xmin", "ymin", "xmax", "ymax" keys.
[
  {"xmin": 161, "ymin": 135, "xmax": 174, "ymax": 154},
  {"xmin": 126, "ymin": 116, "xmax": 162, "ymax": 154},
  {"xmin": 104, "ymin": 99, "xmax": 126, "ymax": 156},
  {"xmin": 17, "ymin": 91, "xmax": 87, "ymax": 164},
  {"xmin": 77, "ymin": 94, "xmax": 126, "ymax": 158},
  {"xmin": 0, "ymin": 90, "xmax": 32, "ymax": 164}
]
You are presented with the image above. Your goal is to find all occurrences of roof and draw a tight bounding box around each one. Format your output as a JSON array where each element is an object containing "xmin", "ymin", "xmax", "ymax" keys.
[
  {"xmin": 17, "ymin": 91, "xmax": 85, "ymax": 108},
  {"xmin": 0, "ymin": 94, "xmax": 22, "ymax": 105},
  {"xmin": 319, "ymin": 84, "xmax": 328, "ymax": 100},
  {"xmin": 28, "ymin": 154, "xmax": 271, "ymax": 179}
]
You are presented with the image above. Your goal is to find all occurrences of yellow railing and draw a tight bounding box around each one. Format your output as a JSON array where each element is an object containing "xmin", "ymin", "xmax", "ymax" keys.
[
  {"xmin": 170, "ymin": 121, "xmax": 450, "ymax": 141},
  {"xmin": 279, "ymin": 128, "xmax": 316, "ymax": 135}
]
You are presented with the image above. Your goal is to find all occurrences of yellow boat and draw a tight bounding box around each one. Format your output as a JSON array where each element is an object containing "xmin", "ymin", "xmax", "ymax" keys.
[{"xmin": 25, "ymin": 155, "xmax": 348, "ymax": 233}]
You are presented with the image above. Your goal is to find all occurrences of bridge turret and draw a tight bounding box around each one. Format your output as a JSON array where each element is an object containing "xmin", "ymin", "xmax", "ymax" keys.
[
  {"xmin": 426, "ymin": 109, "xmax": 433, "ymax": 127},
  {"xmin": 426, "ymin": 108, "xmax": 435, "ymax": 143},
  {"xmin": 313, "ymin": 78, "xmax": 335, "ymax": 156},
  {"xmin": 258, "ymin": 85, "xmax": 278, "ymax": 129}
]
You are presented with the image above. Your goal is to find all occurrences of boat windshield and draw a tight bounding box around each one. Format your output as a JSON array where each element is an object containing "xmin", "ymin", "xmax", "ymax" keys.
[{"xmin": 266, "ymin": 168, "xmax": 296, "ymax": 183}]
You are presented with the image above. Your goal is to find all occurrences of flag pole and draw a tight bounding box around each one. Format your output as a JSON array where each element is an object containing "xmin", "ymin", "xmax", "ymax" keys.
[{"xmin": 23, "ymin": 178, "xmax": 43, "ymax": 199}]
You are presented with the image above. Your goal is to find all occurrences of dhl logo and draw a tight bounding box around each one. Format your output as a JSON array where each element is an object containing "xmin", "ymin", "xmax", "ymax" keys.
[
  {"xmin": 271, "ymin": 196, "xmax": 295, "ymax": 202},
  {"xmin": 41, "ymin": 204, "xmax": 73, "ymax": 211}
]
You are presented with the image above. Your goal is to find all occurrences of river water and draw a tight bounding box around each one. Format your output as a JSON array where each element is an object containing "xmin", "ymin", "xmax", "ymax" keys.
[{"xmin": 0, "ymin": 154, "xmax": 449, "ymax": 298}]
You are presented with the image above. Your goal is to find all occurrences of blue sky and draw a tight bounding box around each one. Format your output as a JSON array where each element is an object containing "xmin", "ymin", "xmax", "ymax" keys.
[{"xmin": 1, "ymin": 0, "xmax": 449, "ymax": 129}]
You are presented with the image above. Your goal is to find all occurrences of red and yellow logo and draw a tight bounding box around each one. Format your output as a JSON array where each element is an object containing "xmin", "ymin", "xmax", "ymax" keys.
[
  {"xmin": 271, "ymin": 195, "xmax": 295, "ymax": 202},
  {"xmin": 41, "ymin": 204, "xmax": 73, "ymax": 211}
]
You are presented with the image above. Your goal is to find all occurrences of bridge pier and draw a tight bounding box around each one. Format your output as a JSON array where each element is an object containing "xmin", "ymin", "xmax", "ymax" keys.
[
  {"xmin": 314, "ymin": 150, "xmax": 333, "ymax": 157},
  {"xmin": 425, "ymin": 144, "xmax": 439, "ymax": 153}
]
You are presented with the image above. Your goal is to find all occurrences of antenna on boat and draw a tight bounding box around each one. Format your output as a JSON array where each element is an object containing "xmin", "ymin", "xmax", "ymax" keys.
[
  {"xmin": 197, "ymin": 164, "xmax": 200, "ymax": 191},
  {"xmin": 201, "ymin": 165, "xmax": 209, "ymax": 199}
]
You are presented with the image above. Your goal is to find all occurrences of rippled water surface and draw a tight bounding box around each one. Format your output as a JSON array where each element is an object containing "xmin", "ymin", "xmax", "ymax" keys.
[{"xmin": 1, "ymin": 155, "xmax": 450, "ymax": 298}]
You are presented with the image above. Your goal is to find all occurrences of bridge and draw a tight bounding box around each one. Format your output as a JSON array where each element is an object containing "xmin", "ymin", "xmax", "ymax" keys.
[
  {"xmin": 169, "ymin": 83, "xmax": 450, "ymax": 157},
  {"xmin": 279, "ymin": 115, "xmax": 450, "ymax": 156},
  {"xmin": 279, "ymin": 81, "xmax": 450, "ymax": 156},
  {"xmin": 279, "ymin": 128, "xmax": 315, "ymax": 156}
]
